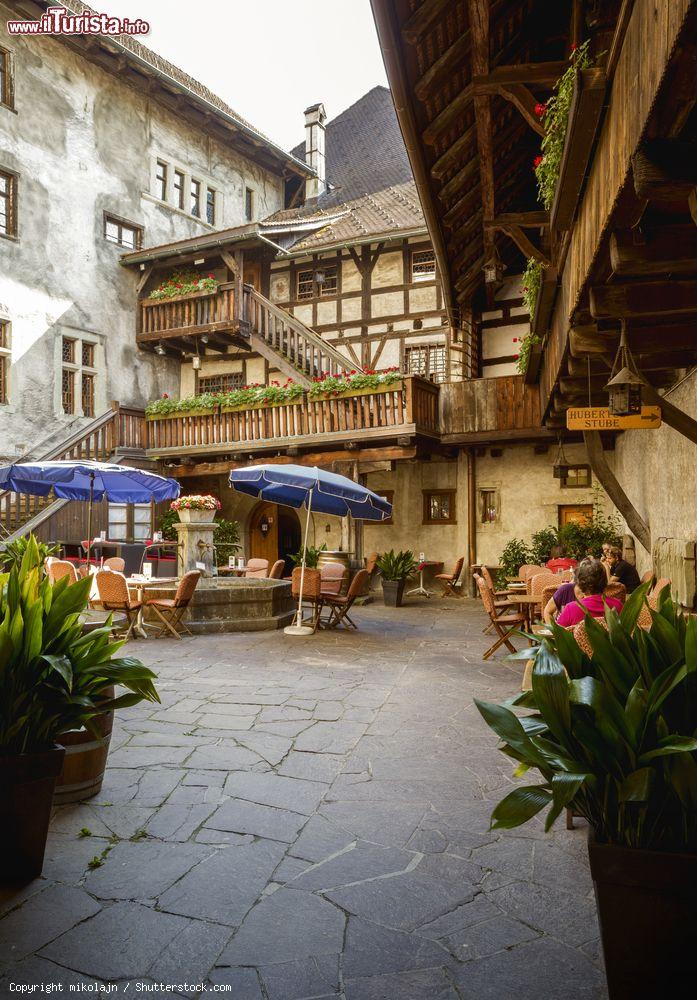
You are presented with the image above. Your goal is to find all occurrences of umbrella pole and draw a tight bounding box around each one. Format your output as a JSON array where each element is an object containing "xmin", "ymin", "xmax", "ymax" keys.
[
  {"xmin": 86, "ymin": 473, "xmax": 94, "ymax": 569},
  {"xmin": 284, "ymin": 491, "xmax": 315, "ymax": 637}
]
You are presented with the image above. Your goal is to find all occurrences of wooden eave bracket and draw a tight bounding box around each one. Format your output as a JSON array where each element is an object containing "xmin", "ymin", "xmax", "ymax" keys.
[{"xmin": 583, "ymin": 431, "xmax": 651, "ymax": 553}]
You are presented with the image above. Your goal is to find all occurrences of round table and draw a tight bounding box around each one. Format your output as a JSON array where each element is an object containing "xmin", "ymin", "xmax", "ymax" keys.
[
  {"xmin": 80, "ymin": 610, "xmax": 127, "ymax": 634},
  {"xmin": 126, "ymin": 577, "xmax": 178, "ymax": 638}
]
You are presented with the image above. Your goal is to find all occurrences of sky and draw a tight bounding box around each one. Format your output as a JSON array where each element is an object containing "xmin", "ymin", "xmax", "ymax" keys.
[{"xmin": 109, "ymin": 0, "xmax": 389, "ymax": 152}]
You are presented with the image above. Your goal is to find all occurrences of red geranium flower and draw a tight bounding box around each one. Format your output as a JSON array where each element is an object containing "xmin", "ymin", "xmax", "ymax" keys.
[
  {"xmin": 162, "ymin": 393, "xmax": 169, "ymax": 398},
  {"xmin": 208, "ymin": 273, "xmax": 215, "ymax": 279},
  {"xmin": 534, "ymin": 102, "xmax": 546, "ymax": 118},
  {"xmin": 570, "ymin": 42, "xmax": 578, "ymax": 52},
  {"xmin": 533, "ymin": 155, "xmax": 543, "ymax": 169}
]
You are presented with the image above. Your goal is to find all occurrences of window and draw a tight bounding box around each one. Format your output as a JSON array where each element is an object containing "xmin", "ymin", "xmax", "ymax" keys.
[
  {"xmin": 81, "ymin": 373, "xmax": 95, "ymax": 417},
  {"xmin": 190, "ymin": 178, "xmax": 201, "ymax": 217},
  {"xmin": 479, "ymin": 488, "xmax": 499, "ymax": 524},
  {"xmin": 0, "ymin": 47, "xmax": 14, "ymax": 110},
  {"xmin": 404, "ymin": 344, "xmax": 447, "ymax": 383},
  {"xmin": 108, "ymin": 503, "xmax": 152, "ymax": 541},
  {"xmin": 423, "ymin": 490, "xmax": 456, "ymax": 524},
  {"xmin": 173, "ymin": 169, "xmax": 185, "ymax": 210},
  {"xmin": 62, "ymin": 337, "xmax": 75, "ymax": 363},
  {"xmin": 155, "ymin": 160, "xmax": 167, "ymax": 201},
  {"xmin": 297, "ymin": 269, "xmax": 314, "ymax": 300},
  {"xmin": 61, "ymin": 368, "xmax": 75, "ymax": 414},
  {"xmin": 318, "ymin": 265, "xmax": 338, "ymax": 296},
  {"xmin": 411, "ymin": 248, "xmax": 436, "ymax": 281},
  {"xmin": 0, "ymin": 320, "xmax": 10, "ymax": 404},
  {"xmin": 561, "ymin": 465, "xmax": 592, "ymax": 489},
  {"xmin": 0, "ymin": 169, "xmax": 16, "ymax": 237},
  {"xmin": 82, "ymin": 342, "xmax": 95, "ymax": 368},
  {"xmin": 206, "ymin": 187, "xmax": 216, "ymax": 225},
  {"xmin": 245, "ymin": 187, "xmax": 254, "ymax": 222},
  {"xmin": 198, "ymin": 372, "xmax": 244, "ymax": 394},
  {"xmin": 104, "ymin": 213, "xmax": 142, "ymax": 250}
]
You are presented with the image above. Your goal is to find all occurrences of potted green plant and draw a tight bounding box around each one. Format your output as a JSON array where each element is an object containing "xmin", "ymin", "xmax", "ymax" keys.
[
  {"xmin": 376, "ymin": 549, "xmax": 417, "ymax": 607},
  {"xmin": 475, "ymin": 582, "xmax": 697, "ymax": 998},
  {"xmin": 170, "ymin": 494, "xmax": 221, "ymax": 523},
  {"xmin": 0, "ymin": 537, "xmax": 160, "ymax": 882},
  {"xmin": 289, "ymin": 543, "xmax": 326, "ymax": 600}
]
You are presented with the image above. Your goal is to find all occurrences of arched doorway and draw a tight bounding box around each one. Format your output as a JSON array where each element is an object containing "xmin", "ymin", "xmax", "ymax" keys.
[{"xmin": 248, "ymin": 501, "xmax": 301, "ymax": 572}]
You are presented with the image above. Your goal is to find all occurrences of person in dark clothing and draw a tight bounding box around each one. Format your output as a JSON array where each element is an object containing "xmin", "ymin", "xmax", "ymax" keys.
[{"xmin": 608, "ymin": 546, "xmax": 641, "ymax": 593}]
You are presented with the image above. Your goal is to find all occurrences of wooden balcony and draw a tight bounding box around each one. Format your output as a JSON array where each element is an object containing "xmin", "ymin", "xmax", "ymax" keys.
[
  {"xmin": 138, "ymin": 285, "xmax": 237, "ymax": 347},
  {"xmin": 439, "ymin": 375, "xmax": 551, "ymax": 444},
  {"xmin": 145, "ymin": 377, "xmax": 440, "ymax": 459}
]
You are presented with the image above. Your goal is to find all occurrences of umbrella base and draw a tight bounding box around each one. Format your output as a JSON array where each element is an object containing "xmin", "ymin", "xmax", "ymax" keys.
[{"xmin": 284, "ymin": 624, "xmax": 315, "ymax": 637}]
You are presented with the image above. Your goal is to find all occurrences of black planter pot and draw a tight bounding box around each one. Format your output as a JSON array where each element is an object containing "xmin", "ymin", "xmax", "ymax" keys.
[
  {"xmin": 382, "ymin": 579, "xmax": 406, "ymax": 607},
  {"xmin": 0, "ymin": 745, "xmax": 65, "ymax": 883},
  {"xmin": 588, "ymin": 834, "xmax": 697, "ymax": 1000}
]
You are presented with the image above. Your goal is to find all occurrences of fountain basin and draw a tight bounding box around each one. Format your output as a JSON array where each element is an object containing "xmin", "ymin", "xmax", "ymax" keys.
[{"xmin": 142, "ymin": 577, "xmax": 295, "ymax": 634}]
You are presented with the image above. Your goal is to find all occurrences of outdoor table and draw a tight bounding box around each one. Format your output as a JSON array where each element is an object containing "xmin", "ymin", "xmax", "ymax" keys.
[
  {"xmin": 406, "ymin": 560, "xmax": 444, "ymax": 598},
  {"xmin": 505, "ymin": 593, "xmax": 542, "ymax": 632},
  {"xmin": 506, "ymin": 576, "xmax": 523, "ymax": 582},
  {"xmin": 79, "ymin": 609, "xmax": 127, "ymax": 634},
  {"xmin": 125, "ymin": 576, "xmax": 178, "ymax": 638}
]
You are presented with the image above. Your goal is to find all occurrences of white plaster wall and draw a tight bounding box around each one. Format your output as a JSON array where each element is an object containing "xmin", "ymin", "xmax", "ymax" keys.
[{"xmin": 0, "ymin": 10, "xmax": 285, "ymax": 459}]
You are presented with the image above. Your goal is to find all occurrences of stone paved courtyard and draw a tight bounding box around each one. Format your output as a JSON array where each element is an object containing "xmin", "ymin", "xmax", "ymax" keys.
[{"xmin": 0, "ymin": 599, "xmax": 605, "ymax": 999}]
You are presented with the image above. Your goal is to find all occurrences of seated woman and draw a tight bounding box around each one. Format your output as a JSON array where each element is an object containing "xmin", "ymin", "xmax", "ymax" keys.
[
  {"xmin": 543, "ymin": 576, "xmax": 579, "ymax": 624},
  {"xmin": 556, "ymin": 558, "xmax": 623, "ymax": 629},
  {"xmin": 607, "ymin": 545, "xmax": 641, "ymax": 594}
]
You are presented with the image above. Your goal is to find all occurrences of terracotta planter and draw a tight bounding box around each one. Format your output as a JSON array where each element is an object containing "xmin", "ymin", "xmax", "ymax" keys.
[
  {"xmin": 0, "ymin": 745, "xmax": 65, "ymax": 882},
  {"xmin": 291, "ymin": 566, "xmax": 322, "ymax": 600},
  {"xmin": 177, "ymin": 508, "xmax": 215, "ymax": 523},
  {"xmin": 382, "ymin": 579, "xmax": 406, "ymax": 607},
  {"xmin": 588, "ymin": 834, "xmax": 697, "ymax": 999},
  {"xmin": 55, "ymin": 690, "xmax": 114, "ymax": 804}
]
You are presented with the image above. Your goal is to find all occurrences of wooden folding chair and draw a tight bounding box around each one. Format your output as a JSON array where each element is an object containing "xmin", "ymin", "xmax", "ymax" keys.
[
  {"xmin": 435, "ymin": 556, "xmax": 465, "ymax": 597},
  {"xmin": 320, "ymin": 570, "xmax": 369, "ymax": 630},
  {"xmin": 475, "ymin": 574, "xmax": 526, "ymax": 659},
  {"xmin": 478, "ymin": 567, "xmax": 512, "ymax": 633},
  {"xmin": 145, "ymin": 571, "xmax": 201, "ymax": 639}
]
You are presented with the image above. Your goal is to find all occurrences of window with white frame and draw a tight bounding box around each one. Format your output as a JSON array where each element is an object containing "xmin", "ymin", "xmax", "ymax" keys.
[
  {"xmin": 173, "ymin": 169, "xmax": 185, "ymax": 210},
  {"xmin": 206, "ymin": 187, "xmax": 216, "ymax": 225},
  {"xmin": 190, "ymin": 178, "xmax": 201, "ymax": 218},
  {"xmin": 411, "ymin": 248, "xmax": 436, "ymax": 282},
  {"xmin": 297, "ymin": 269, "xmax": 314, "ymax": 300},
  {"xmin": 198, "ymin": 372, "xmax": 244, "ymax": 394},
  {"xmin": 0, "ymin": 320, "xmax": 10, "ymax": 404},
  {"xmin": 318, "ymin": 264, "xmax": 338, "ymax": 296},
  {"xmin": 61, "ymin": 334, "xmax": 99, "ymax": 416},
  {"xmin": 404, "ymin": 343, "xmax": 447, "ymax": 383}
]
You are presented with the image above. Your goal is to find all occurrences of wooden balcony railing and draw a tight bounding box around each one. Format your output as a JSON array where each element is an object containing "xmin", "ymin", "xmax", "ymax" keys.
[
  {"xmin": 439, "ymin": 375, "xmax": 546, "ymax": 441},
  {"xmin": 139, "ymin": 285, "xmax": 236, "ymax": 340},
  {"xmin": 145, "ymin": 376, "xmax": 440, "ymax": 458}
]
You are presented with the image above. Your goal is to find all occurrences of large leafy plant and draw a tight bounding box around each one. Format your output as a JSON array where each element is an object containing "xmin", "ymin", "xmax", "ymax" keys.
[
  {"xmin": 376, "ymin": 549, "xmax": 418, "ymax": 581},
  {"xmin": 476, "ymin": 583, "xmax": 697, "ymax": 852},
  {"xmin": 290, "ymin": 543, "xmax": 327, "ymax": 570},
  {"xmin": 0, "ymin": 536, "xmax": 159, "ymax": 755},
  {"xmin": 497, "ymin": 538, "xmax": 531, "ymax": 585},
  {"xmin": 214, "ymin": 518, "xmax": 241, "ymax": 567},
  {"xmin": 0, "ymin": 537, "xmax": 60, "ymax": 573}
]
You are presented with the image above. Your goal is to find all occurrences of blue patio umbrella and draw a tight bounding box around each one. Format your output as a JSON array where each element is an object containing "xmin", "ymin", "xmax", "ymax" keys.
[
  {"xmin": 229, "ymin": 464, "xmax": 392, "ymax": 634},
  {"xmin": 0, "ymin": 460, "xmax": 180, "ymax": 563}
]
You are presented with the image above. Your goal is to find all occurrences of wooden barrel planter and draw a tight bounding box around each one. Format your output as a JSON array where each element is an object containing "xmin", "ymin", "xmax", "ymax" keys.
[{"xmin": 54, "ymin": 687, "xmax": 114, "ymax": 804}]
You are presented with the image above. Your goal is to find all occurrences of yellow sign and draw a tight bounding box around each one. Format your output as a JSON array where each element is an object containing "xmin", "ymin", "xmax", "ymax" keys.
[{"xmin": 566, "ymin": 406, "xmax": 662, "ymax": 431}]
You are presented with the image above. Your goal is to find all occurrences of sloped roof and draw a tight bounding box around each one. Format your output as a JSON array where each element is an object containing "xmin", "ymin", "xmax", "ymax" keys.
[{"xmin": 262, "ymin": 86, "xmax": 427, "ymax": 252}]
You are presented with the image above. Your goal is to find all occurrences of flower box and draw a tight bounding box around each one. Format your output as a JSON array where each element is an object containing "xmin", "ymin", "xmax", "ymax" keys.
[
  {"xmin": 144, "ymin": 288, "xmax": 217, "ymax": 306},
  {"xmin": 310, "ymin": 380, "xmax": 404, "ymax": 401},
  {"xmin": 221, "ymin": 397, "xmax": 303, "ymax": 413},
  {"xmin": 146, "ymin": 408, "xmax": 214, "ymax": 420}
]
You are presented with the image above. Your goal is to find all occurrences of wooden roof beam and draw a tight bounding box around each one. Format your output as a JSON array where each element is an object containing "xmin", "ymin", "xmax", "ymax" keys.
[
  {"xmin": 401, "ymin": 0, "xmax": 454, "ymax": 45},
  {"xmin": 431, "ymin": 123, "xmax": 477, "ymax": 181},
  {"xmin": 590, "ymin": 280, "xmax": 697, "ymax": 320},
  {"xmin": 632, "ymin": 140, "xmax": 697, "ymax": 212},
  {"xmin": 610, "ymin": 225, "xmax": 697, "ymax": 278},
  {"xmin": 466, "ymin": 0, "xmax": 495, "ymax": 259},
  {"xmin": 472, "ymin": 61, "xmax": 568, "ymax": 89}
]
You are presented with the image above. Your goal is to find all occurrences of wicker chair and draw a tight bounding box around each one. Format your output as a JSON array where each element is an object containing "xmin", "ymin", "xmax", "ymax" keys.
[
  {"xmin": 145, "ymin": 571, "xmax": 201, "ymax": 639},
  {"xmin": 519, "ymin": 564, "xmax": 546, "ymax": 582},
  {"xmin": 95, "ymin": 570, "xmax": 142, "ymax": 640},
  {"xmin": 641, "ymin": 570, "xmax": 654, "ymax": 585},
  {"xmin": 47, "ymin": 560, "xmax": 79, "ymax": 586},
  {"xmin": 320, "ymin": 569, "xmax": 369, "ymax": 630},
  {"xmin": 244, "ymin": 558, "xmax": 269, "ymax": 579},
  {"xmin": 435, "ymin": 556, "xmax": 465, "ymax": 597},
  {"xmin": 320, "ymin": 562, "xmax": 347, "ymax": 596},
  {"xmin": 572, "ymin": 616, "xmax": 610, "ymax": 658},
  {"xmin": 268, "ymin": 559, "xmax": 285, "ymax": 580},
  {"xmin": 475, "ymin": 574, "xmax": 526, "ymax": 660},
  {"xmin": 648, "ymin": 578, "xmax": 671, "ymax": 610},
  {"xmin": 103, "ymin": 556, "xmax": 125, "ymax": 573},
  {"xmin": 603, "ymin": 582, "xmax": 626, "ymax": 604},
  {"xmin": 528, "ymin": 571, "xmax": 559, "ymax": 598}
]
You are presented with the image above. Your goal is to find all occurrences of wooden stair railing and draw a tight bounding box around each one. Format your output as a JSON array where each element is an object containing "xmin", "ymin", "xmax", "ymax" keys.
[
  {"xmin": 243, "ymin": 285, "xmax": 355, "ymax": 386},
  {"xmin": 0, "ymin": 403, "xmax": 146, "ymax": 542}
]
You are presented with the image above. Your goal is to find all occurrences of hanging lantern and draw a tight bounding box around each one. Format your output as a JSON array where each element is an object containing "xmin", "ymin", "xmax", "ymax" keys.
[
  {"xmin": 314, "ymin": 268, "xmax": 326, "ymax": 287},
  {"xmin": 482, "ymin": 248, "xmax": 504, "ymax": 285},
  {"xmin": 192, "ymin": 354, "xmax": 201, "ymax": 371},
  {"xmin": 552, "ymin": 435, "xmax": 571, "ymax": 479},
  {"xmin": 604, "ymin": 324, "xmax": 645, "ymax": 416}
]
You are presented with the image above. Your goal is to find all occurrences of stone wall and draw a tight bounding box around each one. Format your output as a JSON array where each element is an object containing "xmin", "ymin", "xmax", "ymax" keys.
[
  {"xmin": 612, "ymin": 369, "xmax": 697, "ymax": 604},
  {"xmin": 0, "ymin": 8, "xmax": 285, "ymax": 460}
]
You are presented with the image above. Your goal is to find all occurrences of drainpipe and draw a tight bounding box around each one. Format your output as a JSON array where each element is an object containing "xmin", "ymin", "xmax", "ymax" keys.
[{"xmin": 467, "ymin": 449, "xmax": 477, "ymax": 596}]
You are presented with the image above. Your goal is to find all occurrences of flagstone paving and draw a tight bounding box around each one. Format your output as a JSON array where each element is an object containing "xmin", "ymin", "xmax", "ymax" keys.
[{"xmin": 0, "ymin": 599, "xmax": 606, "ymax": 998}]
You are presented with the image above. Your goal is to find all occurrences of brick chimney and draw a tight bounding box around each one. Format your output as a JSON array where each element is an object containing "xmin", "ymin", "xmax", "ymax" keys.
[{"xmin": 304, "ymin": 102, "xmax": 327, "ymax": 200}]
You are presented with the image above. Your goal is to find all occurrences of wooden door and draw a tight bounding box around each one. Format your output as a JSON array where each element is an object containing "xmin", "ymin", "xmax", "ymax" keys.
[
  {"xmin": 559, "ymin": 504, "xmax": 593, "ymax": 527},
  {"xmin": 249, "ymin": 501, "xmax": 278, "ymax": 564},
  {"xmin": 245, "ymin": 261, "xmax": 261, "ymax": 291}
]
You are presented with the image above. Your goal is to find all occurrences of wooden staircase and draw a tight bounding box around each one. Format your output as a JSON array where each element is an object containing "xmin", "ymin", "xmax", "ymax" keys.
[
  {"xmin": 243, "ymin": 285, "xmax": 355, "ymax": 386},
  {"xmin": 0, "ymin": 404, "xmax": 146, "ymax": 544}
]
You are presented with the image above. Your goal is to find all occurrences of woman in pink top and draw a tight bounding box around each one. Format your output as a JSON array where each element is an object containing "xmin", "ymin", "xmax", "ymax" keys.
[{"xmin": 556, "ymin": 557, "xmax": 623, "ymax": 628}]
